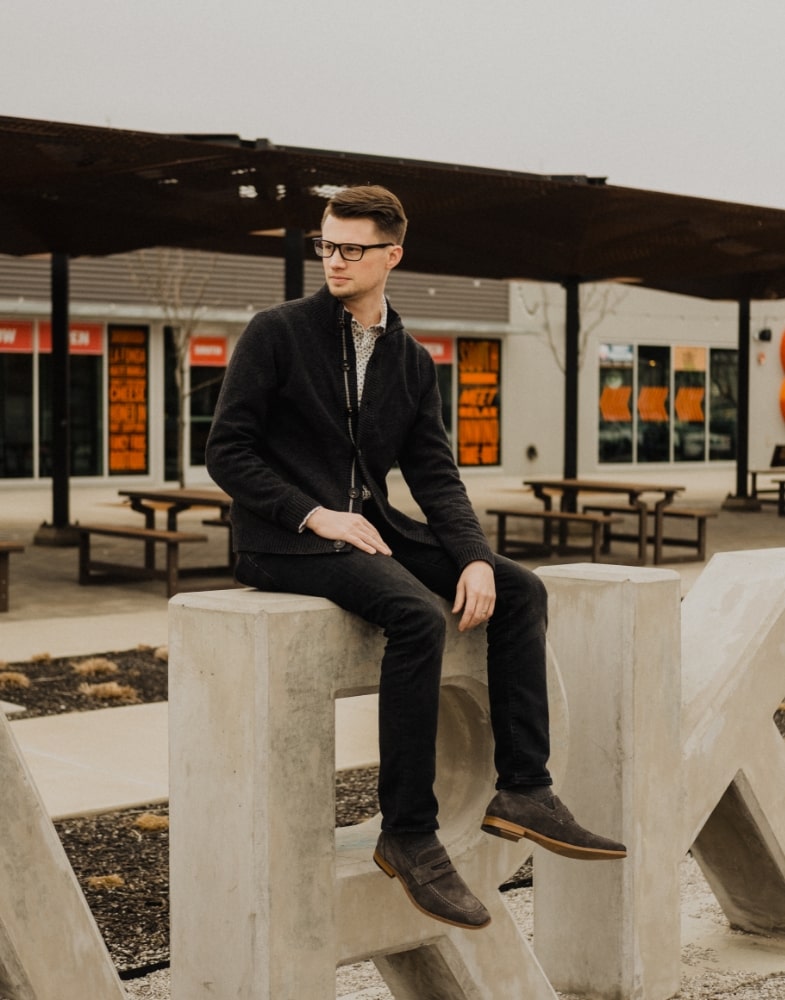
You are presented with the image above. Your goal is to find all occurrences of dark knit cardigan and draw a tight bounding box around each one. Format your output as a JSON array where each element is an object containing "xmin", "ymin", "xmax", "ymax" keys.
[{"xmin": 205, "ymin": 285, "xmax": 494, "ymax": 570}]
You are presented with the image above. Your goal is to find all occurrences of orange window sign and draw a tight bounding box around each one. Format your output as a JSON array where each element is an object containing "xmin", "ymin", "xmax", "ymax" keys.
[
  {"xmin": 637, "ymin": 386, "xmax": 669, "ymax": 422},
  {"xmin": 190, "ymin": 336, "xmax": 227, "ymax": 367},
  {"xmin": 108, "ymin": 326, "xmax": 149, "ymax": 475},
  {"xmin": 415, "ymin": 337, "xmax": 454, "ymax": 364},
  {"xmin": 674, "ymin": 386, "xmax": 705, "ymax": 423},
  {"xmin": 39, "ymin": 322, "xmax": 104, "ymax": 354},
  {"xmin": 0, "ymin": 320, "xmax": 34, "ymax": 352},
  {"xmin": 457, "ymin": 338, "xmax": 501, "ymax": 466},
  {"xmin": 599, "ymin": 385, "xmax": 632, "ymax": 422}
]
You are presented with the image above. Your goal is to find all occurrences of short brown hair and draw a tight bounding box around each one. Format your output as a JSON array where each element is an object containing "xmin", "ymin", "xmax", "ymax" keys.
[{"xmin": 322, "ymin": 185, "xmax": 408, "ymax": 244}]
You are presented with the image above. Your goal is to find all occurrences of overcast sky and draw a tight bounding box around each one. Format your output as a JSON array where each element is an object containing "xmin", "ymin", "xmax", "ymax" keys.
[{"xmin": 4, "ymin": 1, "xmax": 785, "ymax": 209}]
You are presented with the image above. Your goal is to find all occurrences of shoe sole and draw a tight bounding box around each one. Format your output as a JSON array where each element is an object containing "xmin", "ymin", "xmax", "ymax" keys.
[
  {"xmin": 481, "ymin": 816, "xmax": 627, "ymax": 861},
  {"xmin": 372, "ymin": 850, "xmax": 492, "ymax": 930}
]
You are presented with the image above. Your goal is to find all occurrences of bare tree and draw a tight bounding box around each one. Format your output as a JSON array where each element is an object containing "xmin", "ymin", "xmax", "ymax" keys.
[
  {"xmin": 516, "ymin": 281, "xmax": 629, "ymax": 371},
  {"xmin": 128, "ymin": 248, "xmax": 218, "ymax": 485}
]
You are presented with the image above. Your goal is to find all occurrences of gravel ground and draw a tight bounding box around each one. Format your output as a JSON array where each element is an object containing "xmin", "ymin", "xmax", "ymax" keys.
[{"xmin": 3, "ymin": 649, "xmax": 785, "ymax": 999}]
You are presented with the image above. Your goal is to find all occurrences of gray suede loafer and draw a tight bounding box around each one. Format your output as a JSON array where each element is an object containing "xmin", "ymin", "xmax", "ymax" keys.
[
  {"xmin": 373, "ymin": 832, "xmax": 491, "ymax": 930},
  {"xmin": 481, "ymin": 789, "xmax": 627, "ymax": 860}
]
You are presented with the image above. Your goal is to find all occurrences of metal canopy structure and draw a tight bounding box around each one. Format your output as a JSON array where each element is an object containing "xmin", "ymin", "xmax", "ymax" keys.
[
  {"xmin": 1, "ymin": 115, "xmax": 782, "ymax": 532},
  {"xmin": 4, "ymin": 114, "xmax": 785, "ymax": 301}
]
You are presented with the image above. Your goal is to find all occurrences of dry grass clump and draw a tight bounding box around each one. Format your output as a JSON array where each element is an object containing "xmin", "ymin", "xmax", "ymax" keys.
[
  {"xmin": 71, "ymin": 656, "xmax": 120, "ymax": 677},
  {"xmin": 86, "ymin": 873, "xmax": 126, "ymax": 890},
  {"xmin": 30, "ymin": 652, "xmax": 51, "ymax": 662},
  {"xmin": 134, "ymin": 812, "xmax": 169, "ymax": 832},
  {"xmin": 153, "ymin": 645, "xmax": 168, "ymax": 662},
  {"xmin": 78, "ymin": 681, "xmax": 139, "ymax": 702},
  {"xmin": 0, "ymin": 670, "xmax": 30, "ymax": 689}
]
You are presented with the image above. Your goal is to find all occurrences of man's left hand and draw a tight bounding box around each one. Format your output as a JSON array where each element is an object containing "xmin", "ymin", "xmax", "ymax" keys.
[{"xmin": 453, "ymin": 560, "xmax": 496, "ymax": 632}]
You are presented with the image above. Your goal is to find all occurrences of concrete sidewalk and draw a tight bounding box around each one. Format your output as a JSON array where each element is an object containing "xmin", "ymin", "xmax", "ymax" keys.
[{"xmin": 3, "ymin": 470, "xmax": 785, "ymax": 997}]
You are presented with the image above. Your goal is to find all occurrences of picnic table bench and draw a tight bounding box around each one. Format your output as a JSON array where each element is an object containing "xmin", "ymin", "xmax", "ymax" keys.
[
  {"xmin": 581, "ymin": 503, "xmax": 718, "ymax": 562},
  {"xmin": 118, "ymin": 487, "xmax": 234, "ymax": 571},
  {"xmin": 0, "ymin": 541, "xmax": 25, "ymax": 612},
  {"xmin": 486, "ymin": 508, "xmax": 623, "ymax": 563},
  {"xmin": 77, "ymin": 523, "xmax": 207, "ymax": 598}
]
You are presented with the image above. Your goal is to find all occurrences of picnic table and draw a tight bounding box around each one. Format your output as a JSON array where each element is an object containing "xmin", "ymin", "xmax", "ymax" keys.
[
  {"xmin": 519, "ymin": 478, "xmax": 689, "ymax": 564},
  {"xmin": 117, "ymin": 487, "xmax": 234, "ymax": 572},
  {"xmin": 77, "ymin": 488, "xmax": 236, "ymax": 596},
  {"xmin": 489, "ymin": 477, "xmax": 704, "ymax": 565}
]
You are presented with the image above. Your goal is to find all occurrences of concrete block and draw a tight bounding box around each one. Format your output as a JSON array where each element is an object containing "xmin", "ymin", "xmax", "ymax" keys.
[
  {"xmin": 534, "ymin": 563, "xmax": 683, "ymax": 1000},
  {"xmin": 682, "ymin": 549, "xmax": 785, "ymax": 935},
  {"xmin": 0, "ymin": 709, "xmax": 125, "ymax": 1000},
  {"xmin": 169, "ymin": 588, "xmax": 569, "ymax": 1000}
]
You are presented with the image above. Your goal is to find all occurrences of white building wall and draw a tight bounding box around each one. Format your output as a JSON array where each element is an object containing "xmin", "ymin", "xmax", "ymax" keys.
[{"xmin": 506, "ymin": 280, "xmax": 785, "ymax": 477}]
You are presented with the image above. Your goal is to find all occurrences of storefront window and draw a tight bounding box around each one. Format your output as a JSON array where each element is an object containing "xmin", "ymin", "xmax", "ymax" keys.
[
  {"xmin": 637, "ymin": 345, "xmax": 670, "ymax": 463},
  {"xmin": 0, "ymin": 352, "xmax": 34, "ymax": 477},
  {"xmin": 709, "ymin": 348, "xmax": 737, "ymax": 460},
  {"xmin": 598, "ymin": 344, "xmax": 634, "ymax": 463},
  {"xmin": 673, "ymin": 346, "xmax": 706, "ymax": 462},
  {"xmin": 415, "ymin": 336, "xmax": 454, "ymax": 449},
  {"xmin": 39, "ymin": 322, "xmax": 105, "ymax": 477},
  {"xmin": 188, "ymin": 336, "xmax": 226, "ymax": 467},
  {"xmin": 599, "ymin": 343, "xmax": 736, "ymax": 465},
  {"xmin": 0, "ymin": 321, "xmax": 34, "ymax": 478}
]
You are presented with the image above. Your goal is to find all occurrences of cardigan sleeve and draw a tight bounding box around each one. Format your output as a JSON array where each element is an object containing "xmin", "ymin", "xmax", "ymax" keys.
[{"xmin": 205, "ymin": 312, "xmax": 322, "ymax": 534}]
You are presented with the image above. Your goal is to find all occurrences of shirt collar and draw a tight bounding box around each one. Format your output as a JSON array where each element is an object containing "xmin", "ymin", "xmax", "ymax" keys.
[{"xmin": 350, "ymin": 297, "xmax": 387, "ymax": 336}]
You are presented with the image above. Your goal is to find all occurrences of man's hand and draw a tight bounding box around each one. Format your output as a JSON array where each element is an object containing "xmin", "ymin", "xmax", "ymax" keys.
[
  {"xmin": 453, "ymin": 560, "xmax": 496, "ymax": 632},
  {"xmin": 306, "ymin": 508, "xmax": 392, "ymax": 555}
]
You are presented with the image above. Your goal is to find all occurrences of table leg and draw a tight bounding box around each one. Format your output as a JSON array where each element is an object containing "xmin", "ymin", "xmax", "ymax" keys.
[
  {"xmin": 652, "ymin": 495, "xmax": 675, "ymax": 564},
  {"xmin": 557, "ymin": 490, "xmax": 575, "ymax": 551},
  {"xmin": 779, "ymin": 481, "xmax": 785, "ymax": 518},
  {"xmin": 127, "ymin": 499, "xmax": 157, "ymax": 569},
  {"xmin": 632, "ymin": 499, "xmax": 648, "ymax": 566},
  {"xmin": 0, "ymin": 552, "xmax": 9, "ymax": 612}
]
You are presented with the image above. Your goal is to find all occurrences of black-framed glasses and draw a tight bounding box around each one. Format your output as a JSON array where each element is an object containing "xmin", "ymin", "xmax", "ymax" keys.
[{"xmin": 312, "ymin": 238, "xmax": 394, "ymax": 261}]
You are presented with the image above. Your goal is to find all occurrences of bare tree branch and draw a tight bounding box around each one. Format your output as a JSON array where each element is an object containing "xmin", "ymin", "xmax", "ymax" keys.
[
  {"xmin": 127, "ymin": 249, "xmax": 218, "ymax": 485},
  {"xmin": 515, "ymin": 282, "xmax": 629, "ymax": 373}
]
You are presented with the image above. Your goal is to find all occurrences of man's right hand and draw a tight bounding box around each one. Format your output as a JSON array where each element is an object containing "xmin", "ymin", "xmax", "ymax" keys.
[{"xmin": 306, "ymin": 509, "xmax": 392, "ymax": 556}]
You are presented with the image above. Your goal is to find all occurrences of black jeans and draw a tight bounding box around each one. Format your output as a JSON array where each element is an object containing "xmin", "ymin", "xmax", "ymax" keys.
[{"xmin": 235, "ymin": 535, "xmax": 551, "ymax": 833}]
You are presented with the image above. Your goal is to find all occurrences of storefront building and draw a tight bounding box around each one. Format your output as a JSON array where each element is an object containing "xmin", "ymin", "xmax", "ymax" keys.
[{"xmin": 2, "ymin": 250, "xmax": 785, "ymax": 488}]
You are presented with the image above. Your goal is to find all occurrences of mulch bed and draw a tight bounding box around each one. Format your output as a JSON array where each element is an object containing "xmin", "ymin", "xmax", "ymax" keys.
[{"xmin": 5, "ymin": 648, "xmax": 780, "ymax": 980}]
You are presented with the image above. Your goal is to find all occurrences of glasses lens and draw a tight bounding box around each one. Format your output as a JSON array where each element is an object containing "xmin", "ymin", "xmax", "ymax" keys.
[
  {"xmin": 341, "ymin": 244, "xmax": 364, "ymax": 261},
  {"xmin": 313, "ymin": 239, "xmax": 333, "ymax": 258}
]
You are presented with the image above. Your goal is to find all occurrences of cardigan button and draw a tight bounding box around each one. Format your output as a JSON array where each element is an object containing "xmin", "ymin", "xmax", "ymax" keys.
[{"xmin": 333, "ymin": 540, "xmax": 346, "ymax": 550}]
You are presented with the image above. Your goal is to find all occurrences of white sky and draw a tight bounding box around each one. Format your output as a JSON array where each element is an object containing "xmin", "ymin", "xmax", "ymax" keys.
[{"xmin": 3, "ymin": 0, "xmax": 785, "ymax": 209}]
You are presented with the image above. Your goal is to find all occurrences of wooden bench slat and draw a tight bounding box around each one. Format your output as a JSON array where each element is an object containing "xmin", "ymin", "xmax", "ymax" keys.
[{"xmin": 77, "ymin": 523, "xmax": 207, "ymax": 542}]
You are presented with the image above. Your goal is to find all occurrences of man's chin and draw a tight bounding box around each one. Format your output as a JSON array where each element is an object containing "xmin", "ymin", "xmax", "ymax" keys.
[{"xmin": 327, "ymin": 278, "xmax": 353, "ymax": 299}]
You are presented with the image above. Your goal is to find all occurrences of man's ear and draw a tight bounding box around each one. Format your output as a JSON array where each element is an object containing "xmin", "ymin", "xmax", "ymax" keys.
[{"xmin": 386, "ymin": 245, "xmax": 404, "ymax": 271}]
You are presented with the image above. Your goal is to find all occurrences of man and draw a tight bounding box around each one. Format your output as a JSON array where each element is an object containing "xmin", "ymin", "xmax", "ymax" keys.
[{"xmin": 206, "ymin": 185, "xmax": 626, "ymax": 932}]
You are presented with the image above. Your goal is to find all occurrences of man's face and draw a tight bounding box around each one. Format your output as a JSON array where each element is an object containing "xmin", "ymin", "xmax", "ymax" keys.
[{"xmin": 320, "ymin": 213, "xmax": 402, "ymax": 309}]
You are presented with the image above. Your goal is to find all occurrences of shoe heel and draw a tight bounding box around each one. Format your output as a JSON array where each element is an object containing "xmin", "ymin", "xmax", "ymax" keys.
[
  {"xmin": 373, "ymin": 850, "xmax": 396, "ymax": 878},
  {"xmin": 481, "ymin": 816, "xmax": 523, "ymax": 843}
]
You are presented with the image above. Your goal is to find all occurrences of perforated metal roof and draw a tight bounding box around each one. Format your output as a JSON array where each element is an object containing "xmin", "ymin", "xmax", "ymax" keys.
[{"xmin": 3, "ymin": 115, "xmax": 785, "ymax": 301}]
